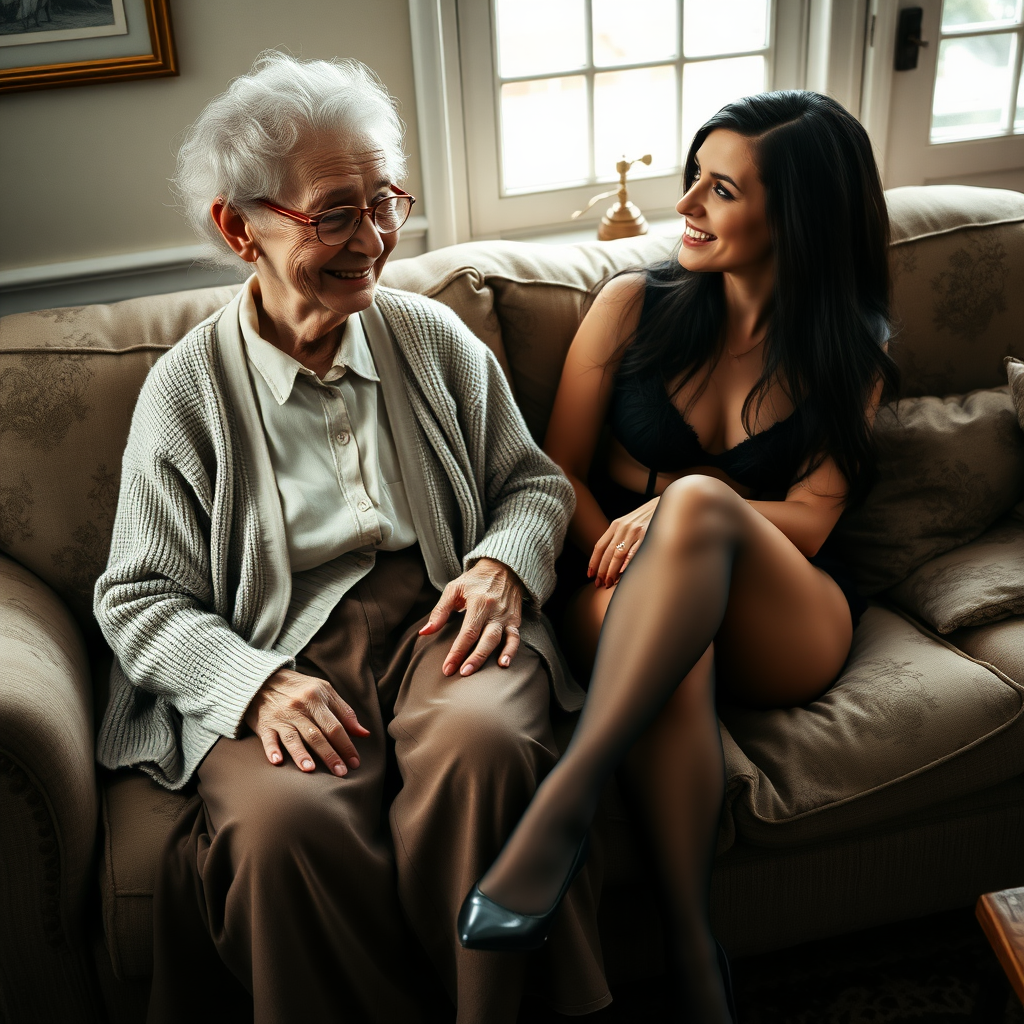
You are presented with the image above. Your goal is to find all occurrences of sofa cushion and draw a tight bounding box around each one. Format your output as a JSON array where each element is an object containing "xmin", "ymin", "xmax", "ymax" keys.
[
  {"xmin": 717, "ymin": 606, "xmax": 1024, "ymax": 849},
  {"xmin": 1008, "ymin": 357, "xmax": 1024, "ymax": 426},
  {"xmin": 832, "ymin": 387, "xmax": 1024, "ymax": 594},
  {"xmin": 947, "ymin": 615, "xmax": 1024, "ymax": 687},
  {"xmin": 0, "ymin": 287, "xmax": 239, "ymax": 634},
  {"xmin": 383, "ymin": 234, "xmax": 678, "ymax": 441},
  {"xmin": 887, "ymin": 516, "xmax": 1024, "ymax": 633},
  {"xmin": 100, "ymin": 769, "xmax": 191, "ymax": 980},
  {"xmin": 886, "ymin": 185, "xmax": 1024, "ymax": 397}
]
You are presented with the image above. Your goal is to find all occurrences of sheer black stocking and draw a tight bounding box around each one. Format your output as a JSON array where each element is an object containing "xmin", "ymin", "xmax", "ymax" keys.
[{"xmin": 476, "ymin": 478, "xmax": 734, "ymax": 1021}]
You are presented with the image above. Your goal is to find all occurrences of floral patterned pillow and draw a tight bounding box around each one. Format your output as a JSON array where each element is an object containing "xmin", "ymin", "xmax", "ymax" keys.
[
  {"xmin": 832, "ymin": 387, "xmax": 1024, "ymax": 595},
  {"xmin": 886, "ymin": 515, "xmax": 1024, "ymax": 632},
  {"xmin": 1009, "ymin": 357, "xmax": 1024, "ymax": 523}
]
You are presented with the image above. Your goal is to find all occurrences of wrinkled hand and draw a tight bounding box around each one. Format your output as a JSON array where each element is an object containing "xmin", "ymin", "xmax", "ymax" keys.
[
  {"xmin": 244, "ymin": 668, "xmax": 370, "ymax": 776},
  {"xmin": 419, "ymin": 557, "xmax": 524, "ymax": 676},
  {"xmin": 589, "ymin": 495, "xmax": 660, "ymax": 588}
]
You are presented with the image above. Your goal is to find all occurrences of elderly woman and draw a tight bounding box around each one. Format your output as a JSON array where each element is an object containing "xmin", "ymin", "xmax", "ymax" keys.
[{"xmin": 94, "ymin": 53, "xmax": 608, "ymax": 1024}]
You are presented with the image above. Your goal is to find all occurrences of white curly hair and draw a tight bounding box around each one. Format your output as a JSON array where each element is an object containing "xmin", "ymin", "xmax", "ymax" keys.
[{"xmin": 172, "ymin": 51, "xmax": 407, "ymax": 272}]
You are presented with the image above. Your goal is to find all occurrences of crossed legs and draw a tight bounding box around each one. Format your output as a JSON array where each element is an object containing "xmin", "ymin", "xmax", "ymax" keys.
[{"xmin": 474, "ymin": 474, "xmax": 853, "ymax": 1021}]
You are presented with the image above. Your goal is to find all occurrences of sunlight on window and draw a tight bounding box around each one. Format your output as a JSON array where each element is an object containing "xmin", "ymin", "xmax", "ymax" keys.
[
  {"xmin": 941, "ymin": 0, "xmax": 1022, "ymax": 32},
  {"xmin": 594, "ymin": 66, "xmax": 677, "ymax": 179},
  {"xmin": 684, "ymin": 0, "xmax": 769, "ymax": 57},
  {"xmin": 681, "ymin": 56, "xmax": 766, "ymax": 152},
  {"xmin": 1016, "ymin": 66, "xmax": 1023, "ymax": 130},
  {"xmin": 592, "ymin": 0, "xmax": 678, "ymax": 66},
  {"xmin": 501, "ymin": 77, "xmax": 590, "ymax": 190},
  {"xmin": 931, "ymin": 32, "xmax": 1016, "ymax": 141},
  {"xmin": 496, "ymin": 0, "xmax": 587, "ymax": 78}
]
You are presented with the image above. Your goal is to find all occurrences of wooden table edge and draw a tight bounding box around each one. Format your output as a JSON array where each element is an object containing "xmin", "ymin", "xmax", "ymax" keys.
[{"xmin": 977, "ymin": 891, "xmax": 1024, "ymax": 1007}]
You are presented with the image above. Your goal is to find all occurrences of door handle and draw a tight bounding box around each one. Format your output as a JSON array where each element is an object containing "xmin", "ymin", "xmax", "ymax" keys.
[{"xmin": 895, "ymin": 7, "xmax": 929, "ymax": 71}]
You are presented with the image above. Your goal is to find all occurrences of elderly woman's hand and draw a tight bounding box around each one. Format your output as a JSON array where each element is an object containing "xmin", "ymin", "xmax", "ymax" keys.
[
  {"xmin": 419, "ymin": 558, "xmax": 524, "ymax": 677},
  {"xmin": 244, "ymin": 668, "xmax": 370, "ymax": 775}
]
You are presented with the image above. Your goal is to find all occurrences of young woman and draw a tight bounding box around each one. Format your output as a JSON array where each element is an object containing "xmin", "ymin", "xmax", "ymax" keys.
[{"xmin": 457, "ymin": 91, "xmax": 899, "ymax": 1021}]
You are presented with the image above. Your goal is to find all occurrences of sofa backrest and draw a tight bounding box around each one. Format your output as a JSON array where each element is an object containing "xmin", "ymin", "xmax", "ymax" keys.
[{"xmin": 0, "ymin": 185, "xmax": 1021, "ymax": 635}]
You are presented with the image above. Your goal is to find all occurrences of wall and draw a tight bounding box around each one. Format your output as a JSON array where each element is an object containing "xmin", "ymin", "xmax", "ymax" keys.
[{"xmin": 0, "ymin": 0, "xmax": 423, "ymax": 311}]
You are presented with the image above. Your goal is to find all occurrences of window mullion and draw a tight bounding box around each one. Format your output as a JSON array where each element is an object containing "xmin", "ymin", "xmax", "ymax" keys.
[
  {"xmin": 677, "ymin": 0, "xmax": 685, "ymax": 168},
  {"xmin": 585, "ymin": 0, "xmax": 596, "ymax": 182},
  {"xmin": 1011, "ymin": 28, "xmax": 1024, "ymax": 135}
]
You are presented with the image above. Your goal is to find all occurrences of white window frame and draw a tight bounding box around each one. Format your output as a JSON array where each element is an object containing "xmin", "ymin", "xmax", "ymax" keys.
[{"xmin": 409, "ymin": 0, "xmax": 870, "ymax": 248}]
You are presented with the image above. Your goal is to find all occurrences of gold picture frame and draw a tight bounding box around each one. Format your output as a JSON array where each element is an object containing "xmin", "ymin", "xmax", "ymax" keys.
[{"xmin": 0, "ymin": 0, "xmax": 177, "ymax": 94}]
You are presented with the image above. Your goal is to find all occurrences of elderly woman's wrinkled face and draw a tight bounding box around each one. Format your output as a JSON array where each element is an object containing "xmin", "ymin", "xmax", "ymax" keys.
[{"xmin": 251, "ymin": 136, "xmax": 400, "ymax": 332}]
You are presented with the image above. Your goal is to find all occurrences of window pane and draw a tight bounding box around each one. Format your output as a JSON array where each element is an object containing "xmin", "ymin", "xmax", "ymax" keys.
[
  {"xmin": 681, "ymin": 56, "xmax": 766, "ymax": 152},
  {"xmin": 1016, "ymin": 59, "xmax": 1023, "ymax": 131},
  {"xmin": 594, "ymin": 66, "xmax": 677, "ymax": 179},
  {"xmin": 941, "ymin": 0, "xmax": 1022, "ymax": 32},
  {"xmin": 592, "ymin": 0, "xmax": 678, "ymax": 67},
  {"xmin": 496, "ymin": 0, "xmax": 586, "ymax": 78},
  {"xmin": 501, "ymin": 77, "xmax": 589, "ymax": 190},
  {"xmin": 931, "ymin": 32, "xmax": 1016, "ymax": 141},
  {"xmin": 684, "ymin": 0, "xmax": 770, "ymax": 57}
]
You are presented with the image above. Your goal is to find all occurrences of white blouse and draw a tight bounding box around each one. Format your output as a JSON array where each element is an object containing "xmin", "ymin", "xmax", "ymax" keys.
[{"xmin": 239, "ymin": 278, "xmax": 417, "ymax": 573}]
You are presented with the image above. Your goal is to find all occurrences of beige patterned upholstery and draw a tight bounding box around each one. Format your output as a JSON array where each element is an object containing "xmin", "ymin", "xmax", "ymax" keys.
[{"xmin": 1, "ymin": 186, "xmax": 1023, "ymax": 1018}]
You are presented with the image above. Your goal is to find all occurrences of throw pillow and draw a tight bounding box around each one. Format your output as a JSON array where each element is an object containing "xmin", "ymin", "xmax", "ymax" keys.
[
  {"xmin": 831, "ymin": 387, "xmax": 1024, "ymax": 594},
  {"xmin": 1007, "ymin": 356, "xmax": 1024, "ymax": 427},
  {"xmin": 886, "ymin": 515, "xmax": 1024, "ymax": 632},
  {"xmin": 1008, "ymin": 356, "xmax": 1024, "ymax": 524}
]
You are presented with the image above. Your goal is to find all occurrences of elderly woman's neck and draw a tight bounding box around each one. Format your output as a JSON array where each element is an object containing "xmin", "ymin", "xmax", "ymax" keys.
[{"xmin": 253, "ymin": 280, "xmax": 346, "ymax": 376}]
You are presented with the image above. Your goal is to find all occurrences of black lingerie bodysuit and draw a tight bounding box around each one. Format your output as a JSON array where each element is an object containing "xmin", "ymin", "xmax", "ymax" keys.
[{"xmin": 547, "ymin": 309, "xmax": 868, "ymax": 630}]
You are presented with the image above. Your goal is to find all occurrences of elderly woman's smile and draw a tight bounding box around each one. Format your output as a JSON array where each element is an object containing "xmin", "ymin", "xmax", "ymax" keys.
[{"xmin": 212, "ymin": 143, "xmax": 403, "ymax": 362}]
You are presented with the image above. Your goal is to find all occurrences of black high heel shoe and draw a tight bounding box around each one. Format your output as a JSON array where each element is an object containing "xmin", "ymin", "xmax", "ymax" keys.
[
  {"xmin": 457, "ymin": 836, "xmax": 590, "ymax": 951},
  {"xmin": 716, "ymin": 938, "xmax": 738, "ymax": 1023}
]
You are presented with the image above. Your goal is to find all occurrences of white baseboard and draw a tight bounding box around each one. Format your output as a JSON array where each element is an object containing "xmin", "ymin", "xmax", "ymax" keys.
[{"xmin": 0, "ymin": 216, "xmax": 428, "ymax": 317}]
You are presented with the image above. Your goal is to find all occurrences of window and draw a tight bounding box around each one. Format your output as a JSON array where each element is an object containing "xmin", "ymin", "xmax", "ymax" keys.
[
  {"xmin": 930, "ymin": 0, "xmax": 1024, "ymax": 143},
  {"xmin": 456, "ymin": 0, "xmax": 808, "ymax": 237}
]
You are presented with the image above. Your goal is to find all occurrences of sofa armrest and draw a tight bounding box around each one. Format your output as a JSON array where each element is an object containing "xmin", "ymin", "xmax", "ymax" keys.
[{"xmin": 0, "ymin": 552, "xmax": 101, "ymax": 1021}]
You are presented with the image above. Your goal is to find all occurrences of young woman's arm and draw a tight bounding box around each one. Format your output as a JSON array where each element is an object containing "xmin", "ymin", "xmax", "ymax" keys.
[
  {"xmin": 543, "ymin": 273, "xmax": 645, "ymax": 556},
  {"xmin": 749, "ymin": 374, "xmax": 887, "ymax": 556}
]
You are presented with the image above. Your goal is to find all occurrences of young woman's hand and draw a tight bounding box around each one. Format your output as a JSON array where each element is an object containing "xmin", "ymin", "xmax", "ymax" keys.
[{"xmin": 589, "ymin": 495, "xmax": 660, "ymax": 588}]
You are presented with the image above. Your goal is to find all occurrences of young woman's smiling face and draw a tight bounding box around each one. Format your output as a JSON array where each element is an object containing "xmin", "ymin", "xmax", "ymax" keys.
[{"xmin": 676, "ymin": 129, "xmax": 772, "ymax": 278}]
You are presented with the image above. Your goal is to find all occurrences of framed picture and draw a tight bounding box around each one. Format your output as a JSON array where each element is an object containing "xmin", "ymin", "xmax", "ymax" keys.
[{"xmin": 0, "ymin": 0, "xmax": 176, "ymax": 93}]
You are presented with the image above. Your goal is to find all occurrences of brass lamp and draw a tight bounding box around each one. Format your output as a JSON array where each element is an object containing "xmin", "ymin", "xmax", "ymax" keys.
[{"xmin": 572, "ymin": 154, "xmax": 652, "ymax": 240}]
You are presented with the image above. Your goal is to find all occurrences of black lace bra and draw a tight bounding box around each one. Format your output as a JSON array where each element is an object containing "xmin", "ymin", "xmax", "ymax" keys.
[{"xmin": 608, "ymin": 365, "xmax": 807, "ymax": 499}]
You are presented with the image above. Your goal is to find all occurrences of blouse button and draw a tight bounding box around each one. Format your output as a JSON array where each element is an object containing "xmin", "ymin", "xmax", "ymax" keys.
[
  {"xmin": 357, "ymin": 498, "xmax": 371, "ymax": 512},
  {"xmin": 336, "ymin": 432, "xmax": 350, "ymax": 445}
]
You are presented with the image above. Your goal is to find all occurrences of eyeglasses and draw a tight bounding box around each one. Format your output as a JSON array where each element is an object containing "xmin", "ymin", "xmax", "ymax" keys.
[{"xmin": 256, "ymin": 186, "xmax": 416, "ymax": 246}]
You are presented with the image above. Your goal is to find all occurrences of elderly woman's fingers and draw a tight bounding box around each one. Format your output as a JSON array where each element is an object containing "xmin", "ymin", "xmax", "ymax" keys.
[
  {"xmin": 497, "ymin": 623, "xmax": 521, "ymax": 668},
  {"xmin": 255, "ymin": 727, "xmax": 285, "ymax": 766},
  {"xmin": 457, "ymin": 620, "xmax": 507, "ymax": 676},
  {"xmin": 314, "ymin": 696, "xmax": 366, "ymax": 770},
  {"xmin": 244, "ymin": 668, "xmax": 371, "ymax": 776},
  {"xmin": 277, "ymin": 725, "xmax": 318, "ymax": 773},
  {"xmin": 419, "ymin": 581, "xmax": 461, "ymax": 636}
]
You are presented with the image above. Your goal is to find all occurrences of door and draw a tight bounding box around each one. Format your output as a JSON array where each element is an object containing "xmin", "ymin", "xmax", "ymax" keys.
[{"xmin": 871, "ymin": 0, "xmax": 1024, "ymax": 189}]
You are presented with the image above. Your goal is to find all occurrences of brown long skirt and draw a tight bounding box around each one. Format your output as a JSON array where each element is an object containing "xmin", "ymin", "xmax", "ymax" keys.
[{"xmin": 148, "ymin": 547, "xmax": 610, "ymax": 1024}]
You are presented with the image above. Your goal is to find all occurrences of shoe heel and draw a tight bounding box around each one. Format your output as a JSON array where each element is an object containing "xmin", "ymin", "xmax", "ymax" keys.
[
  {"xmin": 715, "ymin": 938, "xmax": 737, "ymax": 1023},
  {"xmin": 457, "ymin": 834, "xmax": 590, "ymax": 952}
]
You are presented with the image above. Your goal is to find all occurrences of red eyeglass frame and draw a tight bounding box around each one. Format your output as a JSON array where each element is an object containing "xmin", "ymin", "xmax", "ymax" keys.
[{"xmin": 256, "ymin": 185, "xmax": 416, "ymax": 243}]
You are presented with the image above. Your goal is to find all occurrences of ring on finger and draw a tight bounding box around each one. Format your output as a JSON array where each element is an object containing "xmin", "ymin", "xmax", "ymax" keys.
[{"xmin": 615, "ymin": 541, "xmax": 626, "ymax": 551}]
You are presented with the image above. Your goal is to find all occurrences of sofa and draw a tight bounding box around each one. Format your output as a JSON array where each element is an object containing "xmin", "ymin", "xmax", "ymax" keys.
[{"xmin": 1, "ymin": 184, "xmax": 1023, "ymax": 1023}]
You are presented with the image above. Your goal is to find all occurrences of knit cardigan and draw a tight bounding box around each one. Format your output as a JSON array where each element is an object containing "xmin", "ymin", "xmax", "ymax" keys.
[{"xmin": 95, "ymin": 286, "xmax": 581, "ymax": 790}]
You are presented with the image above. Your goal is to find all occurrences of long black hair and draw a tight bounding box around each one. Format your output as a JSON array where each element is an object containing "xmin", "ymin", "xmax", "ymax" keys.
[{"xmin": 616, "ymin": 90, "xmax": 899, "ymax": 506}]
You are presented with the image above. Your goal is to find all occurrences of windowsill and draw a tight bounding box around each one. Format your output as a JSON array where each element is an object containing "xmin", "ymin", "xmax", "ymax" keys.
[{"xmin": 505, "ymin": 213, "xmax": 684, "ymax": 247}]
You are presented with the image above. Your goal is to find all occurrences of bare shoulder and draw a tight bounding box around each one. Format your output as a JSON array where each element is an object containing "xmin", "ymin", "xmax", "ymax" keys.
[
  {"xmin": 592, "ymin": 271, "xmax": 646, "ymax": 320},
  {"xmin": 572, "ymin": 271, "xmax": 646, "ymax": 368}
]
